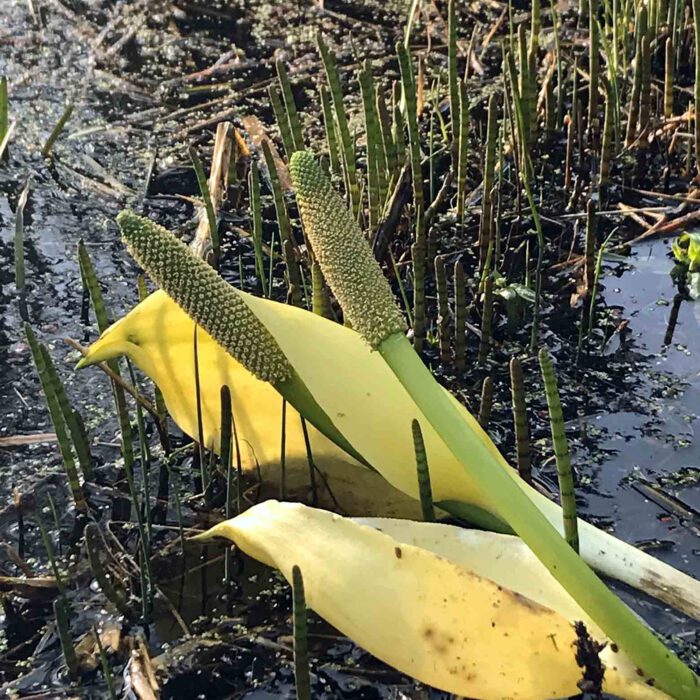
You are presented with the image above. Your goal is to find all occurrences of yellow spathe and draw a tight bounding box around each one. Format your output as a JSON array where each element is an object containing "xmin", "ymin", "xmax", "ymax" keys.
[
  {"xmin": 78, "ymin": 291, "xmax": 421, "ymax": 519},
  {"xmin": 80, "ymin": 290, "xmax": 700, "ymax": 619},
  {"xmin": 198, "ymin": 501, "xmax": 668, "ymax": 700}
]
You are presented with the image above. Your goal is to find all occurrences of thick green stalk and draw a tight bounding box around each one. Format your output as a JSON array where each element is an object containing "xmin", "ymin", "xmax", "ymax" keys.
[
  {"xmin": 453, "ymin": 260, "xmax": 466, "ymax": 372},
  {"xmin": 396, "ymin": 42, "xmax": 424, "ymax": 218},
  {"xmin": 434, "ymin": 255, "xmax": 450, "ymax": 364},
  {"xmin": 539, "ymin": 349, "xmax": 579, "ymax": 553},
  {"xmin": 317, "ymin": 33, "xmax": 360, "ymax": 214},
  {"xmin": 509, "ymin": 357, "xmax": 531, "ymax": 483},
  {"xmin": 54, "ymin": 597, "xmax": 79, "ymax": 679},
  {"xmin": 290, "ymin": 150, "xmax": 700, "ymax": 699},
  {"xmin": 0, "ymin": 77, "xmax": 7, "ymax": 155},
  {"xmin": 584, "ymin": 199, "xmax": 597, "ymax": 299},
  {"xmin": 412, "ymin": 419, "xmax": 435, "ymax": 522}
]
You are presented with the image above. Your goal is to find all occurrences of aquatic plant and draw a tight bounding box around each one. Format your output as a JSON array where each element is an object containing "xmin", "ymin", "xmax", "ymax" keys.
[{"xmin": 194, "ymin": 500, "xmax": 669, "ymax": 699}]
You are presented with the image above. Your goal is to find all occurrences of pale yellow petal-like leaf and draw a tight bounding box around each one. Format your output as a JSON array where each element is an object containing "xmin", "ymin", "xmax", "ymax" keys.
[{"xmin": 198, "ymin": 501, "xmax": 668, "ymax": 700}]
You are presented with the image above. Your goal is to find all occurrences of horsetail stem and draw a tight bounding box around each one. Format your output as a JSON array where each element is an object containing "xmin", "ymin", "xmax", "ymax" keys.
[
  {"xmin": 625, "ymin": 5, "xmax": 646, "ymax": 147},
  {"xmin": 527, "ymin": 0, "xmax": 540, "ymax": 140},
  {"xmin": 396, "ymin": 42, "xmax": 424, "ymax": 219},
  {"xmin": 14, "ymin": 178, "xmax": 29, "ymax": 321},
  {"xmin": 376, "ymin": 86, "xmax": 397, "ymax": 179},
  {"xmin": 478, "ymin": 376, "xmax": 494, "ymax": 429},
  {"xmin": 41, "ymin": 101, "xmax": 73, "ymax": 158},
  {"xmin": 26, "ymin": 325, "xmax": 87, "ymax": 512},
  {"xmin": 319, "ymin": 86, "xmax": 341, "ymax": 177},
  {"xmin": 456, "ymin": 79, "xmax": 469, "ymax": 222},
  {"xmin": 412, "ymin": 228, "xmax": 426, "ymax": 353},
  {"xmin": 447, "ymin": 0, "xmax": 460, "ymax": 169},
  {"xmin": 269, "ymin": 85, "xmax": 296, "ymax": 159},
  {"xmin": 359, "ymin": 60, "xmax": 382, "ymax": 231},
  {"xmin": 317, "ymin": 33, "xmax": 360, "ymax": 215},
  {"xmin": 412, "ymin": 419, "xmax": 435, "ymax": 522},
  {"xmin": 664, "ymin": 37, "xmax": 674, "ymax": 119},
  {"xmin": 600, "ymin": 79, "xmax": 614, "ymax": 185},
  {"xmin": 276, "ymin": 60, "xmax": 304, "ymax": 152},
  {"xmin": 248, "ymin": 160, "xmax": 269, "ymax": 297},
  {"xmin": 517, "ymin": 25, "xmax": 530, "ymax": 149},
  {"xmin": 539, "ymin": 348, "xmax": 579, "ymax": 552},
  {"xmin": 509, "ymin": 357, "xmax": 532, "ymax": 483},
  {"xmin": 391, "ymin": 81, "xmax": 406, "ymax": 164},
  {"xmin": 480, "ymin": 94, "xmax": 498, "ymax": 270},
  {"xmin": 0, "ymin": 77, "xmax": 7, "ymax": 157},
  {"xmin": 434, "ymin": 255, "xmax": 450, "ymax": 363},
  {"xmin": 588, "ymin": 0, "xmax": 600, "ymax": 132},
  {"xmin": 638, "ymin": 34, "xmax": 651, "ymax": 148},
  {"xmin": 292, "ymin": 565, "xmax": 312, "ymax": 700},
  {"xmin": 85, "ymin": 523, "xmax": 130, "ymax": 616},
  {"xmin": 54, "ymin": 597, "xmax": 79, "ymax": 679},
  {"xmin": 454, "ymin": 260, "xmax": 466, "ymax": 372},
  {"xmin": 477, "ymin": 272, "xmax": 493, "ymax": 363},
  {"xmin": 584, "ymin": 199, "xmax": 597, "ymax": 297}
]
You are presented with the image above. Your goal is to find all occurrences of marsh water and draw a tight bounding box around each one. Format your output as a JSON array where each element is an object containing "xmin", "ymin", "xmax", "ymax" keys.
[{"xmin": 2, "ymin": 0, "xmax": 700, "ymax": 696}]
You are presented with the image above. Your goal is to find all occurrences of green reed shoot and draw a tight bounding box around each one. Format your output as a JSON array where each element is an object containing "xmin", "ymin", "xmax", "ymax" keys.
[
  {"xmin": 412, "ymin": 419, "xmax": 435, "ymax": 522},
  {"xmin": 478, "ymin": 376, "xmax": 494, "ymax": 429},
  {"xmin": 14, "ymin": 178, "xmax": 29, "ymax": 321},
  {"xmin": 376, "ymin": 86, "xmax": 397, "ymax": 179},
  {"xmin": 317, "ymin": 33, "xmax": 360, "ymax": 215},
  {"xmin": 588, "ymin": 0, "xmax": 600, "ymax": 132},
  {"xmin": 292, "ymin": 565, "xmax": 312, "ymax": 700},
  {"xmin": 539, "ymin": 348, "xmax": 579, "ymax": 552},
  {"xmin": 54, "ymin": 597, "xmax": 79, "ymax": 680},
  {"xmin": 85, "ymin": 523, "xmax": 130, "ymax": 616},
  {"xmin": 189, "ymin": 146, "xmax": 220, "ymax": 262},
  {"xmin": 456, "ymin": 80, "xmax": 469, "ymax": 222},
  {"xmin": 78, "ymin": 241, "xmax": 135, "ymax": 470},
  {"xmin": 480, "ymin": 94, "xmax": 498, "ymax": 270},
  {"xmin": 276, "ymin": 61, "xmax": 304, "ymax": 152},
  {"xmin": 412, "ymin": 228, "xmax": 426, "ymax": 353},
  {"xmin": 396, "ymin": 42, "xmax": 424, "ymax": 220},
  {"xmin": 447, "ymin": 0, "xmax": 459, "ymax": 168},
  {"xmin": 93, "ymin": 625, "xmax": 117, "ymax": 700},
  {"xmin": 625, "ymin": 5, "xmax": 646, "ymax": 147},
  {"xmin": 41, "ymin": 101, "xmax": 73, "ymax": 158},
  {"xmin": 0, "ymin": 77, "xmax": 7, "ymax": 158},
  {"xmin": 434, "ymin": 255, "xmax": 450, "ymax": 363},
  {"xmin": 509, "ymin": 356, "xmax": 532, "ymax": 483},
  {"xmin": 359, "ymin": 60, "xmax": 382, "ymax": 231},
  {"xmin": 477, "ymin": 273, "xmax": 493, "ymax": 363},
  {"xmin": 319, "ymin": 86, "xmax": 341, "ymax": 177},
  {"xmin": 25, "ymin": 326, "xmax": 87, "ymax": 511},
  {"xmin": 454, "ymin": 260, "xmax": 466, "ymax": 372},
  {"xmin": 664, "ymin": 37, "xmax": 674, "ymax": 119},
  {"xmin": 248, "ymin": 160, "xmax": 269, "ymax": 297},
  {"xmin": 269, "ymin": 85, "xmax": 296, "ymax": 159}
]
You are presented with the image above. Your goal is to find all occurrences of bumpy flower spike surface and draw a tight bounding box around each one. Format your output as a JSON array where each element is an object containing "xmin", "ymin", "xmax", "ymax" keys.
[
  {"xmin": 289, "ymin": 150, "xmax": 406, "ymax": 348},
  {"xmin": 117, "ymin": 210, "xmax": 291, "ymax": 384}
]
